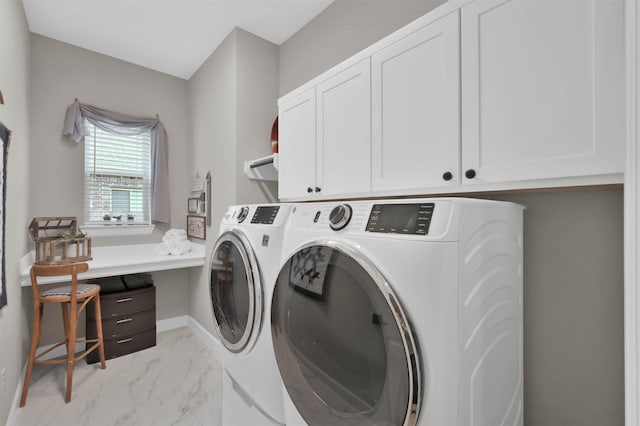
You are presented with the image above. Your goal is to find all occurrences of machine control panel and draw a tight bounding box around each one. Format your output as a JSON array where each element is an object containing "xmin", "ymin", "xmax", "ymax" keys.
[
  {"xmin": 251, "ymin": 206, "xmax": 280, "ymax": 224},
  {"xmin": 366, "ymin": 203, "xmax": 435, "ymax": 235}
]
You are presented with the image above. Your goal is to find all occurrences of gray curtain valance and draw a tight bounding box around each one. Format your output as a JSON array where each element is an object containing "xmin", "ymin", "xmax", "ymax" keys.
[{"xmin": 62, "ymin": 99, "xmax": 170, "ymax": 224}]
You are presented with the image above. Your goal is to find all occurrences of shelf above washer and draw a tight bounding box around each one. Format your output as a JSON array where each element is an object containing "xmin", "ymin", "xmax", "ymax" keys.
[{"xmin": 244, "ymin": 153, "xmax": 278, "ymax": 181}]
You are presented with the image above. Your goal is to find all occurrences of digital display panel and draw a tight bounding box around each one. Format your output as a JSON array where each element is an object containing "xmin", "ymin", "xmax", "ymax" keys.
[
  {"xmin": 251, "ymin": 206, "xmax": 280, "ymax": 224},
  {"xmin": 366, "ymin": 203, "xmax": 434, "ymax": 235}
]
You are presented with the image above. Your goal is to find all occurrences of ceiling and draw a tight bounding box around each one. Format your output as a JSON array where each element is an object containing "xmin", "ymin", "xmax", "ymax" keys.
[{"xmin": 22, "ymin": 0, "xmax": 335, "ymax": 80}]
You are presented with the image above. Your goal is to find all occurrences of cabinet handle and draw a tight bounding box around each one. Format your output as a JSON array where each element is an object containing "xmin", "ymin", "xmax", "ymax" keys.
[
  {"xmin": 465, "ymin": 169, "xmax": 477, "ymax": 179},
  {"xmin": 117, "ymin": 337, "xmax": 133, "ymax": 344},
  {"xmin": 116, "ymin": 297, "xmax": 133, "ymax": 303},
  {"xmin": 116, "ymin": 318, "xmax": 133, "ymax": 324},
  {"xmin": 314, "ymin": 187, "xmax": 321, "ymax": 193},
  {"xmin": 442, "ymin": 171, "xmax": 453, "ymax": 181},
  {"xmin": 307, "ymin": 187, "xmax": 313, "ymax": 193}
]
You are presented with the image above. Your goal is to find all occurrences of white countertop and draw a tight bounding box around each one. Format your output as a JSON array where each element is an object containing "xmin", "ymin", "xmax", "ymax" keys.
[{"xmin": 19, "ymin": 243, "xmax": 207, "ymax": 286}]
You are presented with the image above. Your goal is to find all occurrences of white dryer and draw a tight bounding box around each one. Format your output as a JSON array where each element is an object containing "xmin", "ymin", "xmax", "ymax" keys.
[
  {"xmin": 271, "ymin": 198, "xmax": 524, "ymax": 426},
  {"xmin": 210, "ymin": 204, "xmax": 290, "ymax": 426}
]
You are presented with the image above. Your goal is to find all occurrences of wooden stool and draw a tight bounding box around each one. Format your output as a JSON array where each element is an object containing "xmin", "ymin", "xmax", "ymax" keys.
[{"xmin": 20, "ymin": 262, "xmax": 106, "ymax": 406}]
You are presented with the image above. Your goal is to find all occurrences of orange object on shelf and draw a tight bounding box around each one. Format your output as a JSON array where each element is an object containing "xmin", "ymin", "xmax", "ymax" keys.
[{"xmin": 270, "ymin": 116, "xmax": 278, "ymax": 153}]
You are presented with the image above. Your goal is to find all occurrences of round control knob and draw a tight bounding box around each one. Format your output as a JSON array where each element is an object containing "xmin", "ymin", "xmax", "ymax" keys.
[
  {"xmin": 329, "ymin": 204, "xmax": 352, "ymax": 231},
  {"xmin": 237, "ymin": 206, "xmax": 249, "ymax": 223},
  {"xmin": 314, "ymin": 187, "xmax": 321, "ymax": 193},
  {"xmin": 442, "ymin": 171, "xmax": 453, "ymax": 181},
  {"xmin": 307, "ymin": 187, "xmax": 313, "ymax": 193},
  {"xmin": 465, "ymin": 169, "xmax": 477, "ymax": 179}
]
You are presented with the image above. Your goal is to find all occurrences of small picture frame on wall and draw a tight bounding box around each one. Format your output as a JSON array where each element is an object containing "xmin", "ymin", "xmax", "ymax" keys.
[
  {"xmin": 187, "ymin": 215, "xmax": 206, "ymax": 240},
  {"xmin": 188, "ymin": 197, "xmax": 199, "ymax": 214}
]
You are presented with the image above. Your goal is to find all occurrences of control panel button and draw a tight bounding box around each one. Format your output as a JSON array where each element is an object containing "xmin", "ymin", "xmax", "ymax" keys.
[
  {"xmin": 329, "ymin": 204, "xmax": 352, "ymax": 231},
  {"xmin": 236, "ymin": 206, "xmax": 249, "ymax": 223}
]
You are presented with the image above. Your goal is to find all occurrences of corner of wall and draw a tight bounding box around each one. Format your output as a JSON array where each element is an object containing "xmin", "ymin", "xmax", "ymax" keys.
[{"xmin": 0, "ymin": 1, "xmax": 32, "ymax": 424}]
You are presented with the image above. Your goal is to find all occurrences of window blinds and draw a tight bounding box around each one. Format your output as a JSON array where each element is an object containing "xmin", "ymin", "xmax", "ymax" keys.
[{"xmin": 84, "ymin": 121, "xmax": 151, "ymax": 224}]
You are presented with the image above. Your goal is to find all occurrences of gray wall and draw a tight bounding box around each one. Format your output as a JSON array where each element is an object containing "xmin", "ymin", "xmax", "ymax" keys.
[
  {"xmin": 490, "ymin": 189, "xmax": 624, "ymax": 426},
  {"xmin": 29, "ymin": 34, "xmax": 190, "ymax": 243},
  {"xmin": 279, "ymin": 0, "xmax": 446, "ymax": 95},
  {"xmin": 279, "ymin": 1, "xmax": 625, "ymax": 425},
  {"xmin": 0, "ymin": 1, "xmax": 32, "ymax": 423},
  {"xmin": 29, "ymin": 35, "xmax": 192, "ymax": 345},
  {"xmin": 236, "ymin": 30, "xmax": 279, "ymax": 204},
  {"xmin": 187, "ymin": 28, "xmax": 279, "ymax": 335}
]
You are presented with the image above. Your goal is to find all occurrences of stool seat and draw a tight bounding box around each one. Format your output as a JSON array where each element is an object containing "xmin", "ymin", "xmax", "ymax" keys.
[
  {"xmin": 20, "ymin": 262, "xmax": 106, "ymax": 407},
  {"xmin": 41, "ymin": 283, "xmax": 100, "ymax": 298}
]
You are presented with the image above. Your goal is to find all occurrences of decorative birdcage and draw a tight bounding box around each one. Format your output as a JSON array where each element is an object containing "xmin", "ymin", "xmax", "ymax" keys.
[{"xmin": 28, "ymin": 217, "xmax": 92, "ymax": 265}]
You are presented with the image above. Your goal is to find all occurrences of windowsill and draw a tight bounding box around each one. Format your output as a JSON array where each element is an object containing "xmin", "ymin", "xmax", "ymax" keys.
[{"xmin": 80, "ymin": 224, "xmax": 155, "ymax": 237}]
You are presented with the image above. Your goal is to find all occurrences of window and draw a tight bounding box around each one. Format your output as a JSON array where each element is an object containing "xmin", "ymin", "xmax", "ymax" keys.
[{"xmin": 84, "ymin": 120, "xmax": 152, "ymax": 224}]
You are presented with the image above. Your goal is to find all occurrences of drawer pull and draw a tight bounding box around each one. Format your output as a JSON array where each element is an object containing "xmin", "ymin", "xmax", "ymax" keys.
[
  {"xmin": 117, "ymin": 338, "xmax": 134, "ymax": 344},
  {"xmin": 116, "ymin": 297, "xmax": 133, "ymax": 303},
  {"xmin": 116, "ymin": 318, "xmax": 133, "ymax": 324}
]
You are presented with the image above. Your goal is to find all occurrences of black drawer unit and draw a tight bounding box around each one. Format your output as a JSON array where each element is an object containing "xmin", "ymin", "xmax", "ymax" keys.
[
  {"xmin": 87, "ymin": 283, "xmax": 156, "ymax": 364},
  {"xmin": 98, "ymin": 328, "xmax": 156, "ymax": 360}
]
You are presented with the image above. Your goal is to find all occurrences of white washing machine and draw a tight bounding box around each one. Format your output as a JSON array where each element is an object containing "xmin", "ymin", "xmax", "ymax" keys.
[
  {"xmin": 271, "ymin": 198, "xmax": 524, "ymax": 426},
  {"xmin": 209, "ymin": 204, "xmax": 290, "ymax": 426}
]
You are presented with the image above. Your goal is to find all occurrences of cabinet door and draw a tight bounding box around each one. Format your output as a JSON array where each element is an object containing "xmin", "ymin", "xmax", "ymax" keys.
[
  {"xmin": 278, "ymin": 88, "xmax": 317, "ymax": 200},
  {"xmin": 316, "ymin": 59, "xmax": 371, "ymax": 197},
  {"xmin": 461, "ymin": 0, "xmax": 624, "ymax": 184},
  {"xmin": 371, "ymin": 10, "xmax": 460, "ymax": 192}
]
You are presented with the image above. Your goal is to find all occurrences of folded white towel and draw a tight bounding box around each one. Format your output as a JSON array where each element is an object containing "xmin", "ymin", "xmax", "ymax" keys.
[
  {"xmin": 165, "ymin": 229, "xmax": 187, "ymax": 239},
  {"xmin": 166, "ymin": 239, "xmax": 192, "ymax": 256},
  {"xmin": 162, "ymin": 234, "xmax": 187, "ymax": 244},
  {"xmin": 156, "ymin": 229, "xmax": 192, "ymax": 256}
]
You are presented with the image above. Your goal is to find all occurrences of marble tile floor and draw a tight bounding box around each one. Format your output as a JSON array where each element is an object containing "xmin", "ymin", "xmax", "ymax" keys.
[{"xmin": 13, "ymin": 327, "xmax": 223, "ymax": 426}]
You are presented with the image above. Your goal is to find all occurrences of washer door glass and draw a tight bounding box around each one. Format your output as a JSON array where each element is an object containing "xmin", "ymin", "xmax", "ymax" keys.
[
  {"xmin": 271, "ymin": 242, "xmax": 420, "ymax": 426},
  {"xmin": 210, "ymin": 230, "xmax": 261, "ymax": 353}
]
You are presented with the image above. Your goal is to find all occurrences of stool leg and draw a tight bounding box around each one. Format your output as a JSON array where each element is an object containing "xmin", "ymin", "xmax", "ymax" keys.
[
  {"xmin": 61, "ymin": 302, "xmax": 69, "ymax": 346},
  {"xmin": 93, "ymin": 295, "xmax": 106, "ymax": 369},
  {"xmin": 65, "ymin": 301, "xmax": 77, "ymax": 403},
  {"xmin": 20, "ymin": 303, "xmax": 43, "ymax": 407}
]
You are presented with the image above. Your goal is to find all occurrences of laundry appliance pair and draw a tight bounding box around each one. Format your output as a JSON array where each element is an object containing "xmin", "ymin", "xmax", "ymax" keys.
[{"xmin": 210, "ymin": 198, "xmax": 524, "ymax": 426}]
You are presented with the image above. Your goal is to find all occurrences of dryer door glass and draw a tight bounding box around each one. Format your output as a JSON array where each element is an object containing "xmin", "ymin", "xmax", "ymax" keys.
[
  {"xmin": 271, "ymin": 243, "xmax": 419, "ymax": 426},
  {"xmin": 210, "ymin": 231, "xmax": 261, "ymax": 353}
]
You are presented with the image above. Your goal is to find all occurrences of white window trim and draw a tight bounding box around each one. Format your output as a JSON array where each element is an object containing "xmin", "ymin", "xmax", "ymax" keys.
[{"xmin": 83, "ymin": 120, "xmax": 153, "ymax": 226}]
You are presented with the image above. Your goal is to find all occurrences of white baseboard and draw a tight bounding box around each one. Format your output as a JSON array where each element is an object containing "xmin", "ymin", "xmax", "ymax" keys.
[
  {"xmin": 6, "ymin": 371, "xmax": 23, "ymax": 426},
  {"xmin": 187, "ymin": 315, "xmax": 223, "ymax": 352},
  {"xmin": 6, "ymin": 315, "xmax": 216, "ymax": 426},
  {"xmin": 156, "ymin": 315, "xmax": 189, "ymax": 333}
]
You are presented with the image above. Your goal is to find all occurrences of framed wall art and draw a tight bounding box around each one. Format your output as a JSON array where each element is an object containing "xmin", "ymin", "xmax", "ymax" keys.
[
  {"xmin": 188, "ymin": 197, "xmax": 199, "ymax": 214},
  {"xmin": 0, "ymin": 121, "xmax": 11, "ymax": 309},
  {"xmin": 187, "ymin": 215, "xmax": 206, "ymax": 240}
]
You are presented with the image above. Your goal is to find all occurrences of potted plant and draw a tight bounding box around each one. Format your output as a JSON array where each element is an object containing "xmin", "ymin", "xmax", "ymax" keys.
[
  {"xmin": 56, "ymin": 230, "xmax": 87, "ymax": 258},
  {"xmin": 114, "ymin": 215, "xmax": 122, "ymax": 221},
  {"xmin": 103, "ymin": 213, "xmax": 111, "ymax": 221},
  {"xmin": 127, "ymin": 213, "xmax": 135, "ymax": 221}
]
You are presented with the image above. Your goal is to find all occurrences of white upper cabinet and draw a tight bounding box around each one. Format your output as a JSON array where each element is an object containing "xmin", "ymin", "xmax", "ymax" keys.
[
  {"xmin": 278, "ymin": 59, "xmax": 371, "ymax": 200},
  {"xmin": 277, "ymin": 0, "xmax": 625, "ymax": 201},
  {"xmin": 460, "ymin": 0, "xmax": 625, "ymax": 184},
  {"xmin": 316, "ymin": 59, "xmax": 371, "ymax": 198},
  {"xmin": 371, "ymin": 10, "xmax": 461, "ymax": 192},
  {"xmin": 278, "ymin": 88, "xmax": 316, "ymax": 200}
]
